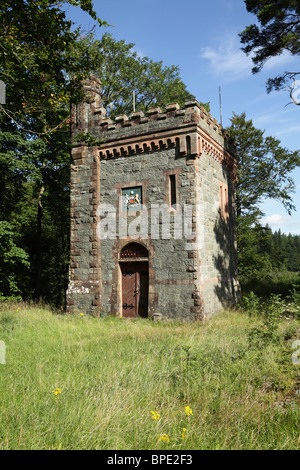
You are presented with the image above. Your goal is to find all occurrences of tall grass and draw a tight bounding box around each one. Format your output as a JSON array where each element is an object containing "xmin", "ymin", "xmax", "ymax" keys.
[{"xmin": 0, "ymin": 302, "xmax": 299, "ymax": 450}]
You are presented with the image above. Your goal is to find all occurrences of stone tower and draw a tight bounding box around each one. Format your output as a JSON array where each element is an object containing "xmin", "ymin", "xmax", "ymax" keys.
[{"xmin": 66, "ymin": 76, "xmax": 240, "ymax": 320}]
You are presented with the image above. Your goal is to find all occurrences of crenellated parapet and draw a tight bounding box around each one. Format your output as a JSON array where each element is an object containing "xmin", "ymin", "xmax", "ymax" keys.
[
  {"xmin": 72, "ymin": 93, "xmax": 237, "ymax": 172},
  {"xmin": 98, "ymin": 101, "xmax": 228, "ymax": 138}
]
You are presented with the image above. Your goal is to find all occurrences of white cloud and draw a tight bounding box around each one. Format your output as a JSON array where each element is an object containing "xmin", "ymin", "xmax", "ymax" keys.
[
  {"xmin": 274, "ymin": 125, "xmax": 300, "ymax": 137},
  {"xmin": 261, "ymin": 213, "xmax": 300, "ymax": 235},
  {"xmin": 200, "ymin": 36, "xmax": 253, "ymax": 81},
  {"xmin": 262, "ymin": 214, "xmax": 286, "ymax": 225},
  {"xmin": 263, "ymin": 50, "xmax": 294, "ymax": 72},
  {"xmin": 253, "ymin": 108, "xmax": 294, "ymax": 128},
  {"xmin": 250, "ymin": 105, "xmax": 300, "ymax": 143},
  {"xmin": 200, "ymin": 36, "xmax": 295, "ymax": 82}
]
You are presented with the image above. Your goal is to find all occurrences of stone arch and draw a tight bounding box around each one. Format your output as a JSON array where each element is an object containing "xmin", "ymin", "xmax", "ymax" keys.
[{"xmin": 120, "ymin": 242, "xmax": 149, "ymax": 259}]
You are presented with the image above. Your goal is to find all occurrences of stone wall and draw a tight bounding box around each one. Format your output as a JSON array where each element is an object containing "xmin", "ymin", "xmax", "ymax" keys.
[
  {"xmin": 66, "ymin": 145, "xmax": 102, "ymax": 315},
  {"xmin": 195, "ymin": 154, "xmax": 239, "ymax": 317},
  {"xmin": 100, "ymin": 147, "xmax": 198, "ymax": 319},
  {"xmin": 67, "ymin": 77, "xmax": 240, "ymax": 319}
]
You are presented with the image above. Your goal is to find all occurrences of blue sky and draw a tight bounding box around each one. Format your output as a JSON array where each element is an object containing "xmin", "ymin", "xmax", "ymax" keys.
[{"xmin": 66, "ymin": 0, "xmax": 300, "ymax": 234}]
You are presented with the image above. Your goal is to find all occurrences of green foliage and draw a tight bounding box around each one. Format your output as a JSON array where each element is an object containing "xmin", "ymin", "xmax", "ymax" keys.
[
  {"xmin": 237, "ymin": 225, "xmax": 300, "ymax": 287},
  {"xmin": 228, "ymin": 112, "xmax": 299, "ymax": 219},
  {"xmin": 248, "ymin": 294, "xmax": 285, "ymax": 348},
  {"xmin": 62, "ymin": 0, "xmax": 109, "ymax": 26},
  {"xmin": 271, "ymin": 230, "xmax": 300, "ymax": 272},
  {"xmin": 0, "ymin": 1, "xmax": 101, "ymax": 303},
  {"xmin": 0, "ymin": 221, "xmax": 29, "ymax": 296},
  {"xmin": 1, "ymin": 2, "xmax": 82, "ymax": 132},
  {"xmin": 237, "ymin": 222, "xmax": 273, "ymax": 283},
  {"xmin": 243, "ymin": 271, "xmax": 300, "ymax": 299},
  {"xmin": 288, "ymin": 286, "xmax": 300, "ymax": 308},
  {"xmin": 240, "ymin": 0, "xmax": 300, "ymax": 96},
  {"xmin": 241, "ymin": 290, "xmax": 300, "ymax": 359},
  {"xmin": 70, "ymin": 33, "xmax": 208, "ymax": 119},
  {"xmin": 227, "ymin": 112, "xmax": 300, "ymax": 290},
  {"xmin": 241, "ymin": 291, "xmax": 260, "ymax": 316}
]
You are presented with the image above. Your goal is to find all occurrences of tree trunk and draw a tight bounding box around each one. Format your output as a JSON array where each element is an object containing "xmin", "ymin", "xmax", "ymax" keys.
[{"xmin": 34, "ymin": 184, "xmax": 44, "ymax": 299}]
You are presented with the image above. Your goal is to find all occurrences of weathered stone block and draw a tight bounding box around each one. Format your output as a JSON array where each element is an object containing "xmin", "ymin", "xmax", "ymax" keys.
[{"xmin": 67, "ymin": 77, "xmax": 240, "ymax": 319}]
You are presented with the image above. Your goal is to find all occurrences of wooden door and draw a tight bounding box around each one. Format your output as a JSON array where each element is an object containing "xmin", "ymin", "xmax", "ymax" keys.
[{"xmin": 121, "ymin": 262, "xmax": 149, "ymax": 318}]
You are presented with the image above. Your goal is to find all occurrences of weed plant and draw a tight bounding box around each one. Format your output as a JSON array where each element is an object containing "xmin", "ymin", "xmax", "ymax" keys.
[{"xmin": 0, "ymin": 300, "xmax": 299, "ymax": 450}]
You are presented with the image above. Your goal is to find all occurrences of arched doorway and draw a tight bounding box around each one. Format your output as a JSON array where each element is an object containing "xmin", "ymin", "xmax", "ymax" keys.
[{"xmin": 119, "ymin": 243, "xmax": 149, "ymax": 318}]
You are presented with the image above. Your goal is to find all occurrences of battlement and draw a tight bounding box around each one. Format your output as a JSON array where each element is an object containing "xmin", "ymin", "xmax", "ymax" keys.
[
  {"xmin": 87, "ymin": 99, "xmax": 234, "ymax": 143},
  {"xmin": 75, "ymin": 76, "xmax": 234, "ymax": 141},
  {"xmin": 100, "ymin": 105, "xmax": 234, "ymax": 170},
  {"xmin": 71, "ymin": 78, "xmax": 236, "ymax": 171}
]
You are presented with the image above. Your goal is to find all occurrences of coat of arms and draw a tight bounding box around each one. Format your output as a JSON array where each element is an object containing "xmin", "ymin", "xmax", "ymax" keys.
[{"xmin": 122, "ymin": 187, "xmax": 142, "ymax": 211}]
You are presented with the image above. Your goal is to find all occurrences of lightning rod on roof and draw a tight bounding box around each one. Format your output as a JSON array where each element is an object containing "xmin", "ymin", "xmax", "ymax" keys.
[{"xmin": 219, "ymin": 86, "xmax": 223, "ymax": 127}]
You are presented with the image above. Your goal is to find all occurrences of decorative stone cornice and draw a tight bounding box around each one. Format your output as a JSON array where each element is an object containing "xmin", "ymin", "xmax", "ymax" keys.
[{"xmin": 72, "ymin": 98, "xmax": 237, "ymax": 170}]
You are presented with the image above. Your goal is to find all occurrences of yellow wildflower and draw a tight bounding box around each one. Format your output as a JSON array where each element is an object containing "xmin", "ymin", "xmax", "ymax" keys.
[
  {"xmin": 151, "ymin": 410, "xmax": 161, "ymax": 420},
  {"xmin": 181, "ymin": 428, "xmax": 187, "ymax": 440},
  {"xmin": 185, "ymin": 406, "xmax": 193, "ymax": 416},
  {"xmin": 53, "ymin": 387, "xmax": 62, "ymax": 399},
  {"xmin": 158, "ymin": 434, "xmax": 170, "ymax": 443}
]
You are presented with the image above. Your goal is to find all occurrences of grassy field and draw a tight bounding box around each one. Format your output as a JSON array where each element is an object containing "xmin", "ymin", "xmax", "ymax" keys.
[{"xmin": 0, "ymin": 299, "xmax": 299, "ymax": 450}]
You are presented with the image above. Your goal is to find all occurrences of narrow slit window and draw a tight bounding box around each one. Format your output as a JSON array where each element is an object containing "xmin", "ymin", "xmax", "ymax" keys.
[
  {"xmin": 219, "ymin": 183, "xmax": 229, "ymax": 220},
  {"xmin": 170, "ymin": 174, "xmax": 177, "ymax": 206},
  {"xmin": 175, "ymin": 137, "xmax": 180, "ymax": 158},
  {"xmin": 219, "ymin": 185, "xmax": 224, "ymax": 216},
  {"xmin": 186, "ymin": 136, "xmax": 191, "ymax": 155}
]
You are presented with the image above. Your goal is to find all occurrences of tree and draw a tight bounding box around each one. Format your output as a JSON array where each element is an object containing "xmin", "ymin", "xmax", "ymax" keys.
[
  {"xmin": 0, "ymin": 221, "xmax": 29, "ymax": 298},
  {"xmin": 227, "ymin": 112, "xmax": 300, "ymax": 283},
  {"xmin": 70, "ymin": 33, "xmax": 209, "ymax": 119},
  {"xmin": 0, "ymin": 1, "xmax": 106, "ymax": 301},
  {"xmin": 236, "ymin": 220, "xmax": 274, "ymax": 282},
  {"xmin": 0, "ymin": 5, "xmax": 196, "ymax": 304},
  {"xmin": 0, "ymin": 1, "xmax": 104, "ymax": 134},
  {"xmin": 228, "ymin": 112, "xmax": 299, "ymax": 220},
  {"xmin": 239, "ymin": 0, "xmax": 300, "ymax": 102}
]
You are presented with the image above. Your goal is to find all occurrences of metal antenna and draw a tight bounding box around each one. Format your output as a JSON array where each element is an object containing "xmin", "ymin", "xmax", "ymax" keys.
[
  {"xmin": 219, "ymin": 86, "xmax": 223, "ymax": 126},
  {"xmin": 133, "ymin": 91, "xmax": 136, "ymax": 113}
]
